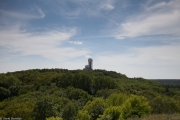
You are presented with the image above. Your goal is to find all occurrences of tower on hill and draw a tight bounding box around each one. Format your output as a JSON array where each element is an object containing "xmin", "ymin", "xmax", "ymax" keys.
[{"xmin": 84, "ymin": 58, "xmax": 93, "ymax": 70}]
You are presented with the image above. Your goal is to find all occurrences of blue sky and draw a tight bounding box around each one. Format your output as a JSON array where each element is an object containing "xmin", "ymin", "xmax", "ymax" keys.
[{"xmin": 0, "ymin": 0, "xmax": 180, "ymax": 79}]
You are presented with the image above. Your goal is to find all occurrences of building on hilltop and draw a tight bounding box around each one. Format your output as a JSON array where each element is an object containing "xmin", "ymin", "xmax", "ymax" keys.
[{"xmin": 84, "ymin": 58, "xmax": 93, "ymax": 70}]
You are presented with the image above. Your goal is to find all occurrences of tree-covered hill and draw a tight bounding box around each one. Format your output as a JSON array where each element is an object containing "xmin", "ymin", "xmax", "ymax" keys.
[
  {"xmin": 0, "ymin": 69, "xmax": 180, "ymax": 120},
  {"xmin": 154, "ymin": 79, "xmax": 180, "ymax": 86}
]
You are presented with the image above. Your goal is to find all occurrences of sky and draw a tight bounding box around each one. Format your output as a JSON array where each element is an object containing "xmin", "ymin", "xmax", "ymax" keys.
[{"xmin": 0, "ymin": 0, "xmax": 180, "ymax": 79}]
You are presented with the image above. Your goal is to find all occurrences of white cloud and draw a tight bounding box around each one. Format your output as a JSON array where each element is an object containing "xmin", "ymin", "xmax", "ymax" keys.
[
  {"xmin": 50, "ymin": 0, "xmax": 116, "ymax": 17},
  {"xmin": 0, "ymin": 6, "xmax": 45, "ymax": 20},
  {"xmin": 36, "ymin": 7, "xmax": 45, "ymax": 18},
  {"xmin": 68, "ymin": 41, "xmax": 83, "ymax": 45},
  {"xmin": 115, "ymin": 0, "xmax": 180, "ymax": 39},
  {"xmin": 94, "ymin": 44, "xmax": 180, "ymax": 78},
  {"xmin": 0, "ymin": 27, "xmax": 89, "ymax": 61},
  {"xmin": 99, "ymin": 0, "xmax": 115, "ymax": 11},
  {"xmin": 85, "ymin": 54, "xmax": 91, "ymax": 58}
]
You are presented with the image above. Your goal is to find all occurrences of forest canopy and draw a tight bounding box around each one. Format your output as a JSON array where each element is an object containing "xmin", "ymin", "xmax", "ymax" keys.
[{"xmin": 0, "ymin": 69, "xmax": 180, "ymax": 120}]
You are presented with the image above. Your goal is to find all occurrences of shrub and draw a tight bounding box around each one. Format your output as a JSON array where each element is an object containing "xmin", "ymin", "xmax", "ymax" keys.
[{"xmin": 121, "ymin": 95, "xmax": 152, "ymax": 119}]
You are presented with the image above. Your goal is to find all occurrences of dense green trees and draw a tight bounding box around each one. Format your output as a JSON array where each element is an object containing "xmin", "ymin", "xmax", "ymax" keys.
[
  {"xmin": 0, "ymin": 100, "xmax": 35, "ymax": 120},
  {"xmin": 121, "ymin": 95, "xmax": 151, "ymax": 119},
  {"xmin": 33, "ymin": 97, "xmax": 57, "ymax": 120},
  {"xmin": 98, "ymin": 95, "xmax": 151, "ymax": 120},
  {"xmin": 55, "ymin": 73, "xmax": 117, "ymax": 95},
  {"xmin": 0, "ymin": 74, "xmax": 21, "ymax": 88},
  {"xmin": 0, "ymin": 75, "xmax": 21, "ymax": 100},
  {"xmin": 0, "ymin": 69, "xmax": 179, "ymax": 120},
  {"xmin": 150, "ymin": 96, "xmax": 180, "ymax": 114},
  {"xmin": 92, "ymin": 77, "xmax": 116, "ymax": 94},
  {"xmin": 106, "ymin": 94, "xmax": 128, "ymax": 106},
  {"xmin": 76, "ymin": 110, "xmax": 90, "ymax": 120},
  {"xmin": 82, "ymin": 98, "xmax": 108, "ymax": 120},
  {"xmin": 98, "ymin": 106, "xmax": 122, "ymax": 120},
  {"xmin": 46, "ymin": 116, "xmax": 63, "ymax": 120},
  {"xmin": 0, "ymin": 87, "xmax": 10, "ymax": 100},
  {"xmin": 62, "ymin": 102, "xmax": 77, "ymax": 120}
]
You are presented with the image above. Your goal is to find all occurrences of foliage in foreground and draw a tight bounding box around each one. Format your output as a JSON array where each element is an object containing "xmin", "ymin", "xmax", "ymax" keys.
[
  {"xmin": 127, "ymin": 114, "xmax": 180, "ymax": 120},
  {"xmin": 0, "ymin": 69, "xmax": 180, "ymax": 120}
]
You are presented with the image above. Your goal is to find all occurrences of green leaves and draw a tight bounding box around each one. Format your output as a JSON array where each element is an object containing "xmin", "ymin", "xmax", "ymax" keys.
[
  {"xmin": 82, "ymin": 98, "xmax": 108, "ymax": 120},
  {"xmin": 46, "ymin": 116, "xmax": 63, "ymax": 120},
  {"xmin": 0, "ymin": 87, "xmax": 10, "ymax": 100},
  {"xmin": 99, "ymin": 95, "xmax": 151, "ymax": 120},
  {"xmin": 92, "ymin": 77, "xmax": 116, "ymax": 94},
  {"xmin": 150, "ymin": 96, "xmax": 180, "ymax": 114},
  {"xmin": 0, "ymin": 74, "xmax": 21, "ymax": 100},
  {"xmin": 76, "ymin": 110, "xmax": 90, "ymax": 120},
  {"xmin": 62, "ymin": 102, "xmax": 77, "ymax": 120},
  {"xmin": 33, "ymin": 97, "xmax": 57, "ymax": 120},
  {"xmin": 98, "ymin": 106, "xmax": 122, "ymax": 120},
  {"xmin": 0, "ymin": 100, "xmax": 35, "ymax": 120},
  {"xmin": 106, "ymin": 94, "xmax": 128, "ymax": 106},
  {"xmin": 0, "ymin": 75, "xmax": 21, "ymax": 88},
  {"xmin": 121, "ymin": 95, "xmax": 152, "ymax": 119},
  {"xmin": 56, "ymin": 73, "xmax": 117, "ymax": 95},
  {"xmin": 56, "ymin": 73, "xmax": 92, "ymax": 93}
]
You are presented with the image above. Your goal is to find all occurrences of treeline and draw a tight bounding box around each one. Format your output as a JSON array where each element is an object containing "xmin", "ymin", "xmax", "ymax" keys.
[
  {"xmin": 0, "ymin": 69, "xmax": 180, "ymax": 120},
  {"xmin": 55, "ymin": 73, "xmax": 117, "ymax": 94}
]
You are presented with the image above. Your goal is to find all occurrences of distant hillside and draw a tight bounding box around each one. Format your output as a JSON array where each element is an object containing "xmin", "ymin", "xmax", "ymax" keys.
[
  {"xmin": 0, "ymin": 69, "xmax": 180, "ymax": 120},
  {"xmin": 152, "ymin": 79, "xmax": 180, "ymax": 86}
]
